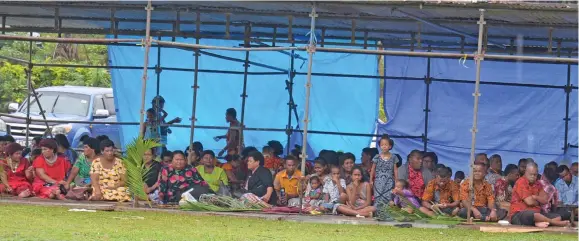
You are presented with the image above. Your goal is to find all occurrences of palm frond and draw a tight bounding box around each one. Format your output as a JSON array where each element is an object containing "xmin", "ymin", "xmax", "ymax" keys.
[{"xmin": 121, "ymin": 137, "xmax": 160, "ymax": 207}]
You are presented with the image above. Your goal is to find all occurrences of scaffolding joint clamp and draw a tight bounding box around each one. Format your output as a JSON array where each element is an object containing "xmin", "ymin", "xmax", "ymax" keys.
[
  {"xmin": 424, "ymin": 76, "xmax": 431, "ymax": 85},
  {"xmin": 472, "ymin": 92, "xmax": 481, "ymax": 97},
  {"xmin": 564, "ymin": 84, "xmax": 573, "ymax": 94},
  {"xmin": 191, "ymin": 85, "xmax": 199, "ymax": 89},
  {"xmin": 154, "ymin": 65, "xmax": 162, "ymax": 74},
  {"xmin": 243, "ymin": 63, "xmax": 250, "ymax": 68},
  {"xmin": 240, "ymin": 93, "xmax": 248, "ymax": 98},
  {"xmin": 306, "ymin": 44, "xmax": 316, "ymax": 54},
  {"xmin": 470, "ymin": 128, "xmax": 478, "ymax": 133},
  {"xmin": 563, "ymin": 117, "xmax": 571, "ymax": 121},
  {"xmin": 423, "ymin": 108, "xmax": 431, "ymax": 113}
]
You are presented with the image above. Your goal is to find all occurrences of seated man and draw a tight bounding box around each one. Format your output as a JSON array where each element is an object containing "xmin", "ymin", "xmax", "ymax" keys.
[
  {"xmin": 274, "ymin": 155, "xmax": 303, "ymax": 207},
  {"xmin": 555, "ymin": 165, "xmax": 578, "ymax": 205},
  {"xmin": 509, "ymin": 162, "xmax": 569, "ymax": 227},
  {"xmin": 494, "ymin": 164, "xmax": 520, "ymax": 211},
  {"xmin": 459, "ymin": 163, "xmax": 507, "ymax": 221},
  {"xmin": 420, "ymin": 167, "xmax": 460, "ymax": 217}
]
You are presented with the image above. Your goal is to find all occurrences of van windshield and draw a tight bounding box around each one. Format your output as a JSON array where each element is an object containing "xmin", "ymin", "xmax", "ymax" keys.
[{"xmin": 21, "ymin": 91, "xmax": 90, "ymax": 116}]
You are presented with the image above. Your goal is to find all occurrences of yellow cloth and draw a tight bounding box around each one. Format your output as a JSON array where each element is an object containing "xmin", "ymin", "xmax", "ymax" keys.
[
  {"xmin": 196, "ymin": 165, "xmax": 229, "ymax": 192},
  {"xmin": 90, "ymin": 158, "xmax": 131, "ymax": 202},
  {"xmin": 274, "ymin": 170, "xmax": 303, "ymax": 196}
]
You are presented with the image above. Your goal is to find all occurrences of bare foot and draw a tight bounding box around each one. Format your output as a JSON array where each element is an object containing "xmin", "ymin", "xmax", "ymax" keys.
[
  {"xmin": 57, "ymin": 194, "xmax": 67, "ymax": 200},
  {"xmin": 535, "ymin": 222, "xmax": 549, "ymax": 228},
  {"xmin": 18, "ymin": 189, "xmax": 31, "ymax": 198},
  {"xmin": 550, "ymin": 220, "xmax": 570, "ymax": 227}
]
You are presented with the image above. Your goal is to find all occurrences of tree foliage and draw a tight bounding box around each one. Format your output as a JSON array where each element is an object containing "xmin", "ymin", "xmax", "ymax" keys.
[{"xmin": 0, "ymin": 33, "xmax": 111, "ymax": 112}]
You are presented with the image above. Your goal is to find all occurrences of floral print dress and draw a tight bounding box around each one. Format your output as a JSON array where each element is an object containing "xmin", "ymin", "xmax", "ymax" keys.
[
  {"xmin": 158, "ymin": 165, "xmax": 207, "ymax": 204},
  {"xmin": 90, "ymin": 158, "xmax": 131, "ymax": 202}
]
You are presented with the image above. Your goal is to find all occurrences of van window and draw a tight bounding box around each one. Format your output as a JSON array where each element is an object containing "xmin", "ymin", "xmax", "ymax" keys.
[{"xmin": 104, "ymin": 97, "xmax": 116, "ymax": 115}]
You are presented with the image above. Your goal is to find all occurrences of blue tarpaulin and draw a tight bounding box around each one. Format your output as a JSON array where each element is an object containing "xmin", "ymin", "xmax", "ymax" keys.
[
  {"xmin": 379, "ymin": 55, "xmax": 578, "ymax": 175},
  {"xmin": 109, "ymin": 37, "xmax": 379, "ymax": 158}
]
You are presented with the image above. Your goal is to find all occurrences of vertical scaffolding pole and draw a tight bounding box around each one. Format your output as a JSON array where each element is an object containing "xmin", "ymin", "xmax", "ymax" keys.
[
  {"xmin": 24, "ymin": 32, "xmax": 32, "ymax": 147},
  {"xmin": 189, "ymin": 11, "xmax": 201, "ymax": 149},
  {"xmin": 155, "ymin": 35, "xmax": 162, "ymax": 97},
  {"xmin": 239, "ymin": 24, "xmax": 251, "ymax": 153},
  {"xmin": 423, "ymin": 46, "xmax": 432, "ymax": 151},
  {"xmin": 298, "ymin": 3, "xmax": 317, "ymax": 215},
  {"xmin": 563, "ymin": 61, "xmax": 572, "ymax": 154},
  {"xmin": 286, "ymin": 46, "xmax": 296, "ymax": 156},
  {"xmin": 138, "ymin": 0, "xmax": 153, "ymax": 137},
  {"xmin": 301, "ymin": 4, "xmax": 317, "ymax": 175},
  {"xmin": 154, "ymin": 34, "xmax": 162, "ymax": 132},
  {"xmin": 467, "ymin": 9, "xmax": 486, "ymax": 224}
]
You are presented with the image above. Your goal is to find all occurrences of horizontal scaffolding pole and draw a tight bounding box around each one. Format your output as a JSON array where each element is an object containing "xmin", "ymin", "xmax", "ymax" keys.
[
  {"xmin": 1, "ymin": 13, "xmax": 575, "ymax": 42},
  {"xmin": 0, "ymin": 113, "xmax": 421, "ymax": 139},
  {"xmin": 1, "ymin": 30, "xmax": 576, "ymax": 57},
  {"xmin": 0, "ymin": 2, "xmax": 574, "ymax": 29},
  {"xmin": 0, "ymin": 34, "xmax": 140, "ymax": 44},
  {"xmin": 8, "ymin": 60, "xmax": 573, "ymax": 90}
]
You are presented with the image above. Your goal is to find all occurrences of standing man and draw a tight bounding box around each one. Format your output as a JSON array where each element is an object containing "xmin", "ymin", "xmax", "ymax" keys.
[{"xmin": 215, "ymin": 108, "xmax": 244, "ymax": 157}]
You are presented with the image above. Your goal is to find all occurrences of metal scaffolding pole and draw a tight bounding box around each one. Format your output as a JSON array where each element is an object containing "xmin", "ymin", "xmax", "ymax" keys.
[
  {"xmin": 155, "ymin": 35, "xmax": 162, "ymax": 97},
  {"xmin": 563, "ymin": 62, "xmax": 572, "ymax": 154},
  {"xmin": 24, "ymin": 32, "xmax": 32, "ymax": 147},
  {"xmin": 423, "ymin": 47, "xmax": 432, "ymax": 151},
  {"xmin": 138, "ymin": 0, "xmax": 153, "ymax": 137},
  {"xmin": 189, "ymin": 11, "xmax": 201, "ymax": 151},
  {"xmin": 466, "ymin": 9, "xmax": 486, "ymax": 224},
  {"xmin": 239, "ymin": 24, "xmax": 251, "ymax": 154},
  {"xmin": 301, "ymin": 4, "xmax": 316, "ymax": 177},
  {"xmin": 286, "ymin": 46, "xmax": 296, "ymax": 156}
]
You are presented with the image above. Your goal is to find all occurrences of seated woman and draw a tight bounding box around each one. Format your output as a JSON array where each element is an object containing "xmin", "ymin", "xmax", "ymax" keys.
[
  {"xmin": 159, "ymin": 151, "xmax": 208, "ymax": 204},
  {"xmin": 240, "ymin": 151, "xmax": 274, "ymax": 206},
  {"xmin": 32, "ymin": 139, "xmax": 71, "ymax": 200},
  {"xmin": 196, "ymin": 150, "xmax": 229, "ymax": 194},
  {"xmin": 222, "ymin": 154, "xmax": 246, "ymax": 197},
  {"xmin": 55, "ymin": 134, "xmax": 77, "ymax": 165},
  {"xmin": 0, "ymin": 143, "xmax": 34, "ymax": 197},
  {"xmin": 89, "ymin": 140, "xmax": 131, "ymax": 202},
  {"xmin": 64, "ymin": 137, "xmax": 100, "ymax": 189},
  {"xmin": 335, "ymin": 167, "xmax": 376, "ymax": 217},
  {"xmin": 143, "ymin": 148, "xmax": 162, "ymax": 203}
]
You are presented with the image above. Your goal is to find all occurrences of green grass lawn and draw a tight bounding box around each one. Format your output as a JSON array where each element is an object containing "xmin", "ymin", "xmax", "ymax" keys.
[{"xmin": 0, "ymin": 204, "xmax": 576, "ymax": 241}]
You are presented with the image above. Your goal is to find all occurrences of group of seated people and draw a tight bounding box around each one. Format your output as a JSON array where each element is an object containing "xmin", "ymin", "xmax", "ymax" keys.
[{"xmin": 0, "ymin": 134, "xmax": 577, "ymax": 228}]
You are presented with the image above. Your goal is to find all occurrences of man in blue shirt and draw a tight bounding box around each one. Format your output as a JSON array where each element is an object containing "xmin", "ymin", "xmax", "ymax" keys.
[{"xmin": 555, "ymin": 165, "xmax": 578, "ymax": 205}]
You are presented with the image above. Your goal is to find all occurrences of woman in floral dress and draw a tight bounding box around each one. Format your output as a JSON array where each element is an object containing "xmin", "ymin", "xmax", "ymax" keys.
[
  {"xmin": 89, "ymin": 140, "xmax": 131, "ymax": 202},
  {"xmin": 159, "ymin": 151, "xmax": 208, "ymax": 204}
]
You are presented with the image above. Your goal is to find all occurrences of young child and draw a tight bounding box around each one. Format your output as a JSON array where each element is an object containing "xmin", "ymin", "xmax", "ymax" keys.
[
  {"xmin": 389, "ymin": 179, "xmax": 420, "ymax": 213},
  {"xmin": 305, "ymin": 176, "xmax": 323, "ymax": 206},
  {"xmin": 263, "ymin": 146, "xmax": 282, "ymax": 175},
  {"xmin": 151, "ymin": 96, "xmax": 182, "ymax": 153},
  {"xmin": 142, "ymin": 108, "xmax": 161, "ymax": 143},
  {"xmin": 454, "ymin": 171, "xmax": 465, "ymax": 185},
  {"xmin": 161, "ymin": 150, "xmax": 173, "ymax": 167},
  {"xmin": 370, "ymin": 134, "xmax": 399, "ymax": 216}
]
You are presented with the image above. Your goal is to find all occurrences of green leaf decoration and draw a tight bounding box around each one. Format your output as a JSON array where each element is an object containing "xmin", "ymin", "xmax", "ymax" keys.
[{"xmin": 120, "ymin": 137, "xmax": 160, "ymax": 207}]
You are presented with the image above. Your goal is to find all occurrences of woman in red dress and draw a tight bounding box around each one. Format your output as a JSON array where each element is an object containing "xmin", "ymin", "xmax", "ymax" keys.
[
  {"xmin": 32, "ymin": 139, "xmax": 71, "ymax": 199},
  {"xmin": 0, "ymin": 143, "xmax": 34, "ymax": 197}
]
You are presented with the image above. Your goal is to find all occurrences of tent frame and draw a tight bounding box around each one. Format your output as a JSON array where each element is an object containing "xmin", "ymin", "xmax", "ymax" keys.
[{"xmin": 0, "ymin": 2, "xmax": 577, "ymax": 212}]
